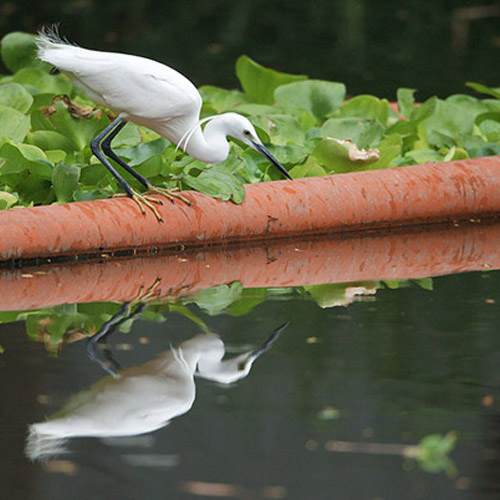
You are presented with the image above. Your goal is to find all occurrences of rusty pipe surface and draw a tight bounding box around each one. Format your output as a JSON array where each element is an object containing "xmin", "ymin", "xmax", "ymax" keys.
[
  {"xmin": 1, "ymin": 156, "xmax": 500, "ymax": 262},
  {"xmin": 0, "ymin": 220, "xmax": 497, "ymax": 311}
]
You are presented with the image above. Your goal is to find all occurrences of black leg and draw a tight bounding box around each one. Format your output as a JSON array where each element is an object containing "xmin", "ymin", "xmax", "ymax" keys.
[
  {"xmin": 100, "ymin": 119, "xmax": 153, "ymax": 189},
  {"xmin": 90, "ymin": 117, "xmax": 136, "ymax": 197},
  {"xmin": 86, "ymin": 302, "xmax": 147, "ymax": 376}
]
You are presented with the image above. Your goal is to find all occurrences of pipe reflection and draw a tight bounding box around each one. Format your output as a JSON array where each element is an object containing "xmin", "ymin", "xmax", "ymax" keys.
[{"xmin": 26, "ymin": 315, "xmax": 287, "ymax": 461}]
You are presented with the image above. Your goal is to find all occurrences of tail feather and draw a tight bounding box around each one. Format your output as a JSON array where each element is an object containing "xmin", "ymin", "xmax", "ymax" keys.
[{"xmin": 36, "ymin": 25, "xmax": 78, "ymax": 66}]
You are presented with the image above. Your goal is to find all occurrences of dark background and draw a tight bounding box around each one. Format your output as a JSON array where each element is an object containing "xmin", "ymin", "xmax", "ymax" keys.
[{"xmin": 1, "ymin": 0, "xmax": 499, "ymax": 99}]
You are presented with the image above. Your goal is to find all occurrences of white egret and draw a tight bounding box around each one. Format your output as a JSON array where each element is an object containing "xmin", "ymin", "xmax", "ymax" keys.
[
  {"xmin": 36, "ymin": 28, "xmax": 292, "ymax": 222},
  {"xmin": 25, "ymin": 324, "xmax": 287, "ymax": 461}
]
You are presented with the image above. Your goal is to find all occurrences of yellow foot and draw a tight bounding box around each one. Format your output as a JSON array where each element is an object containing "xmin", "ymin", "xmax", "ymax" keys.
[
  {"xmin": 114, "ymin": 190, "xmax": 164, "ymax": 222},
  {"xmin": 146, "ymin": 185, "xmax": 192, "ymax": 206},
  {"xmin": 132, "ymin": 278, "xmax": 162, "ymax": 305}
]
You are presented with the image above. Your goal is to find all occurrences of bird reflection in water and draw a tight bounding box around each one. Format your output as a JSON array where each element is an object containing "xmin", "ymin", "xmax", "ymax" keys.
[{"xmin": 26, "ymin": 299, "xmax": 287, "ymax": 461}]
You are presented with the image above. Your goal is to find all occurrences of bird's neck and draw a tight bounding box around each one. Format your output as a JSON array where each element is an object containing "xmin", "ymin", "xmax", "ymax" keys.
[{"xmin": 183, "ymin": 117, "xmax": 230, "ymax": 164}]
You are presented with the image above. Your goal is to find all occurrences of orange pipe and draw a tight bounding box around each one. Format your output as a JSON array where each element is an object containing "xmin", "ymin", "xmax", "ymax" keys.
[
  {"xmin": 0, "ymin": 221, "xmax": 498, "ymax": 311},
  {"xmin": 1, "ymin": 155, "xmax": 500, "ymax": 262}
]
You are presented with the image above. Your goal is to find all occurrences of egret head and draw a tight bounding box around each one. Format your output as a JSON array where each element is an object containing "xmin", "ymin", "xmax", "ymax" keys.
[{"xmin": 222, "ymin": 113, "xmax": 293, "ymax": 180}]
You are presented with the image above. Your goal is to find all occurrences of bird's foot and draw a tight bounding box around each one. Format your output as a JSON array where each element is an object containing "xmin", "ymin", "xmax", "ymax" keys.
[
  {"xmin": 114, "ymin": 189, "xmax": 164, "ymax": 222},
  {"xmin": 146, "ymin": 185, "xmax": 192, "ymax": 206},
  {"xmin": 132, "ymin": 277, "xmax": 162, "ymax": 305}
]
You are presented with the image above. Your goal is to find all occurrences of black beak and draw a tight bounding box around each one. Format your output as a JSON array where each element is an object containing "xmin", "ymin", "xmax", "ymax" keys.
[{"xmin": 251, "ymin": 140, "xmax": 293, "ymax": 180}]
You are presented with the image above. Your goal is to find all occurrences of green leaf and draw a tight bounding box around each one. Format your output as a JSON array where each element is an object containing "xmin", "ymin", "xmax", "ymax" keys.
[
  {"xmin": 368, "ymin": 133, "xmax": 403, "ymax": 169},
  {"xmin": 423, "ymin": 99, "xmax": 475, "ymax": 147},
  {"xmin": 52, "ymin": 162, "xmax": 81, "ymax": 203},
  {"xmin": 45, "ymin": 150, "xmax": 67, "ymax": 164},
  {"xmin": 73, "ymin": 188, "xmax": 110, "ymax": 201},
  {"xmin": 338, "ymin": 95, "xmax": 390, "ymax": 125},
  {"xmin": 416, "ymin": 432, "xmax": 457, "ymax": 475},
  {"xmin": 182, "ymin": 163, "xmax": 246, "ymax": 203},
  {"xmin": 0, "ymin": 142, "xmax": 54, "ymax": 203},
  {"xmin": 0, "ymin": 32, "xmax": 38, "ymax": 73},
  {"xmin": 289, "ymin": 157, "xmax": 327, "ymax": 178},
  {"xmin": 313, "ymin": 137, "xmax": 380, "ymax": 173},
  {"xmin": 397, "ymin": 88, "xmax": 416, "ymax": 118},
  {"xmin": 229, "ymin": 288, "xmax": 268, "ymax": 316},
  {"xmin": 250, "ymin": 114, "xmax": 306, "ymax": 146},
  {"xmin": 189, "ymin": 282, "xmax": 244, "ymax": 315},
  {"xmin": 119, "ymin": 138, "xmax": 170, "ymax": 167},
  {"xmin": 405, "ymin": 148, "xmax": 444, "ymax": 164},
  {"xmin": 274, "ymin": 80, "xmax": 346, "ymax": 123},
  {"xmin": 0, "ymin": 83, "xmax": 34, "ymax": 112},
  {"xmin": 199, "ymin": 86, "xmax": 252, "ymax": 113},
  {"xmin": 236, "ymin": 55, "xmax": 307, "ymax": 105},
  {"xmin": 322, "ymin": 117, "xmax": 385, "ymax": 149},
  {"xmin": 0, "ymin": 104, "xmax": 30, "ymax": 143},
  {"xmin": 32, "ymin": 101, "xmax": 108, "ymax": 151},
  {"xmin": 466, "ymin": 82, "xmax": 500, "ymax": 99},
  {"xmin": 0, "ymin": 191, "xmax": 18, "ymax": 210},
  {"xmin": 12, "ymin": 68, "xmax": 72, "ymax": 95},
  {"xmin": 26, "ymin": 130, "xmax": 75, "ymax": 153}
]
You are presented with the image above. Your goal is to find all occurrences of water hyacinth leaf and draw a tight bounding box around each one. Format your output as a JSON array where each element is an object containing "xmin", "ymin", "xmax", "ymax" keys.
[
  {"xmin": 478, "ymin": 118, "xmax": 500, "ymax": 142},
  {"xmin": 338, "ymin": 95, "xmax": 390, "ymax": 125},
  {"xmin": 0, "ymin": 142, "xmax": 49, "ymax": 171},
  {"xmin": 118, "ymin": 138, "xmax": 170, "ymax": 167},
  {"xmin": 266, "ymin": 144, "xmax": 308, "ymax": 165},
  {"xmin": 73, "ymin": 188, "xmax": 111, "ymax": 201},
  {"xmin": 423, "ymin": 99, "xmax": 475, "ymax": 147},
  {"xmin": 182, "ymin": 164, "xmax": 245, "ymax": 203},
  {"xmin": 289, "ymin": 157, "xmax": 327, "ymax": 178},
  {"xmin": 0, "ymin": 32, "xmax": 38, "ymax": 73},
  {"xmin": 467, "ymin": 142, "xmax": 500, "ymax": 158},
  {"xmin": 234, "ymin": 103, "xmax": 283, "ymax": 117},
  {"xmin": 0, "ymin": 191, "xmax": 18, "ymax": 210},
  {"xmin": 189, "ymin": 282, "xmax": 244, "ymax": 315},
  {"xmin": 466, "ymin": 82, "xmax": 500, "ymax": 100},
  {"xmin": 134, "ymin": 155, "xmax": 164, "ymax": 179},
  {"xmin": 405, "ymin": 148, "xmax": 445, "ymax": 164},
  {"xmin": 443, "ymin": 146, "xmax": 469, "ymax": 162},
  {"xmin": 52, "ymin": 162, "xmax": 81, "ymax": 203},
  {"xmin": 12, "ymin": 67, "xmax": 72, "ymax": 95},
  {"xmin": 199, "ymin": 86, "xmax": 251, "ymax": 113},
  {"xmin": 80, "ymin": 162, "xmax": 113, "ymax": 186},
  {"xmin": 251, "ymin": 114, "xmax": 306, "ymax": 146},
  {"xmin": 0, "ymin": 104, "xmax": 30, "ymax": 143},
  {"xmin": 366, "ymin": 133, "xmax": 403, "ymax": 169},
  {"xmin": 236, "ymin": 55, "xmax": 307, "ymax": 105},
  {"xmin": 313, "ymin": 137, "xmax": 380, "ymax": 173},
  {"xmin": 322, "ymin": 117, "xmax": 385, "ymax": 149},
  {"xmin": 45, "ymin": 150, "xmax": 67, "ymax": 164},
  {"xmin": 37, "ymin": 101, "xmax": 108, "ymax": 151},
  {"xmin": 112, "ymin": 122, "xmax": 142, "ymax": 147},
  {"xmin": 397, "ymin": 88, "xmax": 416, "ymax": 118},
  {"xmin": 26, "ymin": 130, "xmax": 75, "ymax": 153},
  {"xmin": 0, "ymin": 82, "xmax": 33, "ymax": 113},
  {"xmin": 0, "ymin": 143, "xmax": 54, "ymax": 203},
  {"xmin": 275, "ymin": 80, "xmax": 346, "ymax": 123}
]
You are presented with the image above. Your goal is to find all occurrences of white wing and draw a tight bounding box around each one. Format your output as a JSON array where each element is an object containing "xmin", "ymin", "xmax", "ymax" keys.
[{"xmin": 38, "ymin": 41, "xmax": 202, "ymax": 123}]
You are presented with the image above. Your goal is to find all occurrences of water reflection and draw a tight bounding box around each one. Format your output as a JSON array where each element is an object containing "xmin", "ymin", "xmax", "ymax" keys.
[{"xmin": 26, "ymin": 301, "xmax": 286, "ymax": 461}]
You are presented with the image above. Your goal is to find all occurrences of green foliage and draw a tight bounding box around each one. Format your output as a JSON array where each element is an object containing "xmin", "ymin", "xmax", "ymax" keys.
[
  {"xmin": 0, "ymin": 31, "xmax": 499, "ymax": 210},
  {"xmin": 235, "ymin": 55, "xmax": 307, "ymax": 105},
  {"xmin": 1, "ymin": 32, "xmax": 39, "ymax": 73},
  {"xmin": 0, "ymin": 278, "xmax": 433, "ymax": 349},
  {"xmin": 407, "ymin": 431, "xmax": 457, "ymax": 476}
]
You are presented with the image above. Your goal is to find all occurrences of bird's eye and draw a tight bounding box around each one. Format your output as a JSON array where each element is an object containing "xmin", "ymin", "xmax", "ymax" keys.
[{"xmin": 243, "ymin": 130, "xmax": 251, "ymax": 136}]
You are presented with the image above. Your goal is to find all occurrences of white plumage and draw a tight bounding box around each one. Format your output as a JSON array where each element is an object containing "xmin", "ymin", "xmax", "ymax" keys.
[{"xmin": 36, "ymin": 28, "xmax": 291, "ymax": 220}]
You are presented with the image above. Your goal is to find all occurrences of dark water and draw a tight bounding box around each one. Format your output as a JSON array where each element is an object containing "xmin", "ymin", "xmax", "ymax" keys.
[
  {"xmin": 1, "ymin": 269, "xmax": 500, "ymax": 499},
  {"xmin": 2, "ymin": 0, "xmax": 500, "ymax": 98}
]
